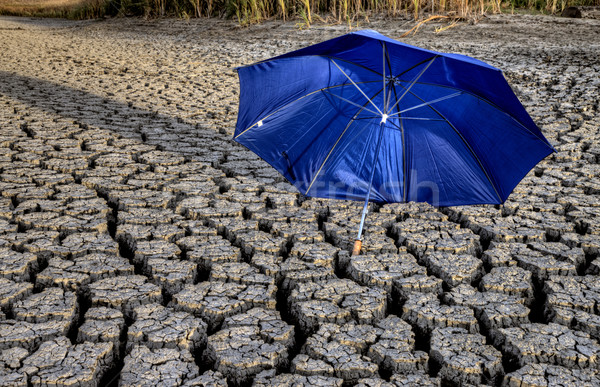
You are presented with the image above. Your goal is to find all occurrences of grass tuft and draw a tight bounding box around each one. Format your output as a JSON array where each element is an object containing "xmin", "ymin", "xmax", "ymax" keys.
[{"xmin": 1, "ymin": 0, "xmax": 598, "ymax": 24}]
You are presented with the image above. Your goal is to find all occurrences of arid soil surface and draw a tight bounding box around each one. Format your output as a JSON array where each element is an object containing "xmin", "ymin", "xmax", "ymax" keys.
[{"xmin": 0, "ymin": 13, "xmax": 599, "ymax": 386}]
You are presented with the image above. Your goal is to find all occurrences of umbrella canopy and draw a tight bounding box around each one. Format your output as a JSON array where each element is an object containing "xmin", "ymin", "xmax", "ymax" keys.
[
  {"xmin": 234, "ymin": 30, "xmax": 553, "ymax": 207},
  {"xmin": 233, "ymin": 30, "xmax": 554, "ymax": 254}
]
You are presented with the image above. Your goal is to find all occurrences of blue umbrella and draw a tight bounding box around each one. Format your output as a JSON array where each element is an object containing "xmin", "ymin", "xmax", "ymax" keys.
[{"xmin": 234, "ymin": 30, "xmax": 554, "ymax": 255}]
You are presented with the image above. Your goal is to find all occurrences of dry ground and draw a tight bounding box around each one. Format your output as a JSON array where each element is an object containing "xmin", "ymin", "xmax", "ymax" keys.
[{"xmin": 0, "ymin": 13, "xmax": 599, "ymax": 386}]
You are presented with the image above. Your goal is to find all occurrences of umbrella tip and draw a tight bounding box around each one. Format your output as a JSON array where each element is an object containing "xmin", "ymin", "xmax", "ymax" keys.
[{"xmin": 381, "ymin": 114, "xmax": 388, "ymax": 124}]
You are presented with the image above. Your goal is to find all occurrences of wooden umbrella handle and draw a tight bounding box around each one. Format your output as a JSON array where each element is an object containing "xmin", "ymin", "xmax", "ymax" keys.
[{"xmin": 352, "ymin": 239, "xmax": 362, "ymax": 256}]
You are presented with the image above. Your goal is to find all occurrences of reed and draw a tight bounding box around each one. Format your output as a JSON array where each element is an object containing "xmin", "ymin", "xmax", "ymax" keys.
[
  {"xmin": 412, "ymin": 0, "xmax": 419, "ymax": 19},
  {"xmin": 277, "ymin": 0, "xmax": 285, "ymax": 19},
  {"xmin": 2, "ymin": 0, "xmax": 598, "ymax": 23}
]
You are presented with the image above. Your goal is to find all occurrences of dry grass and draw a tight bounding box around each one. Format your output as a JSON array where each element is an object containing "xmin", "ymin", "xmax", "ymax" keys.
[
  {"xmin": 0, "ymin": 0, "xmax": 86, "ymax": 16},
  {"xmin": 1, "ymin": 0, "xmax": 598, "ymax": 23},
  {"xmin": 0, "ymin": 0, "xmax": 508, "ymax": 21}
]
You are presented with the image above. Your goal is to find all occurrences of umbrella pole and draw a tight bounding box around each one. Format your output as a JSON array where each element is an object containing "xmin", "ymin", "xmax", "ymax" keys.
[{"xmin": 353, "ymin": 119, "xmax": 386, "ymax": 256}]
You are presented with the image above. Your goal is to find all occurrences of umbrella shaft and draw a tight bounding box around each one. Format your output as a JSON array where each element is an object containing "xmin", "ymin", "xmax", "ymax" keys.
[
  {"xmin": 356, "ymin": 195, "xmax": 370, "ymax": 240},
  {"xmin": 356, "ymin": 121, "xmax": 386, "ymax": 241}
]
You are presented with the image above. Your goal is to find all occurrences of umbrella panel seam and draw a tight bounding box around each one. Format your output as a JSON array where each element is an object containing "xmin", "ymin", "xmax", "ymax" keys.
[
  {"xmin": 330, "ymin": 59, "xmax": 384, "ymax": 116},
  {"xmin": 387, "ymin": 55, "xmax": 439, "ymax": 115},
  {"xmin": 234, "ymin": 80, "xmax": 380, "ymax": 140},
  {"xmin": 393, "ymin": 80, "xmax": 554, "ymax": 150},
  {"xmin": 305, "ymin": 87, "xmax": 385, "ymax": 195},
  {"xmin": 321, "ymin": 89, "xmax": 380, "ymax": 116},
  {"xmin": 397, "ymin": 84, "xmax": 504, "ymax": 203},
  {"xmin": 389, "ymin": 91, "xmax": 464, "ymax": 116}
]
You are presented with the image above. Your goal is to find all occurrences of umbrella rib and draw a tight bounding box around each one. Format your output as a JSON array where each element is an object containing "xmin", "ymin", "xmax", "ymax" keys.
[
  {"xmin": 387, "ymin": 55, "xmax": 438, "ymax": 114},
  {"xmin": 386, "ymin": 120, "xmax": 401, "ymax": 131},
  {"xmin": 388, "ymin": 117, "xmax": 447, "ymax": 122},
  {"xmin": 387, "ymin": 56, "xmax": 440, "ymax": 203},
  {"xmin": 321, "ymin": 90, "xmax": 380, "ymax": 116},
  {"xmin": 240, "ymin": 55, "xmax": 383, "ymax": 78},
  {"xmin": 397, "ymin": 54, "xmax": 439, "ymax": 77},
  {"xmin": 398, "ymin": 85, "xmax": 504, "ymax": 203},
  {"xmin": 388, "ymin": 91, "xmax": 463, "ymax": 116},
  {"xmin": 305, "ymin": 87, "xmax": 385, "ymax": 195},
  {"xmin": 353, "ymin": 116, "xmax": 382, "ymax": 120},
  {"xmin": 321, "ymin": 55, "xmax": 383, "ymax": 76},
  {"xmin": 330, "ymin": 59, "xmax": 384, "ymax": 116},
  {"xmin": 384, "ymin": 43, "xmax": 394, "ymax": 113},
  {"xmin": 392, "ymin": 80, "xmax": 554, "ymax": 150},
  {"xmin": 389, "ymin": 78, "xmax": 408, "ymax": 202},
  {"xmin": 234, "ymin": 81, "xmax": 379, "ymax": 140},
  {"xmin": 382, "ymin": 42, "xmax": 386, "ymax": 114}
]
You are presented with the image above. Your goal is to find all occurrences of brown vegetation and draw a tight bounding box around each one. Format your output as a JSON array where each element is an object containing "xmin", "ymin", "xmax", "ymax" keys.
[
  {"xmin": 0, "ymin": 0, "xmax": 598, "ymax": 30},
  {"xmin": 0, "ymin": 0, "xmax": 87, "ymax": 17}
]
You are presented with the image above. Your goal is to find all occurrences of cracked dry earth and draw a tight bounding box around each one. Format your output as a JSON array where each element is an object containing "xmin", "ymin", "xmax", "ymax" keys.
[{"xmin": 0, "ymin": 12, "xmax": 599, "ymax": 387}]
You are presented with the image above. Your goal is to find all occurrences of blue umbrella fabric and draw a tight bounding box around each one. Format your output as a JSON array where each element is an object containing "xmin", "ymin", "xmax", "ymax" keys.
[{"xmin": 234, "ymin": 30, "xmax": 553, "ymax": 209}]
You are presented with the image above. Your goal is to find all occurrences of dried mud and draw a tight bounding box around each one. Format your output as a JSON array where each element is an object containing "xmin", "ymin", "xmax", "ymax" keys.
[{"xmin": 0, "ymin": 13, "xmax": 599, "ymax": 386}]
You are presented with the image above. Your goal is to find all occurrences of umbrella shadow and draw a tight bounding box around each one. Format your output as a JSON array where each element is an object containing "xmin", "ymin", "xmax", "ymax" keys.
[
  {"xmin": 0, "ymin": 16, "xmax": 93, "ymax": 28},
  {"xmin": 0, "ymin": 70, "xmax": 244, "ymax": 385}
]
